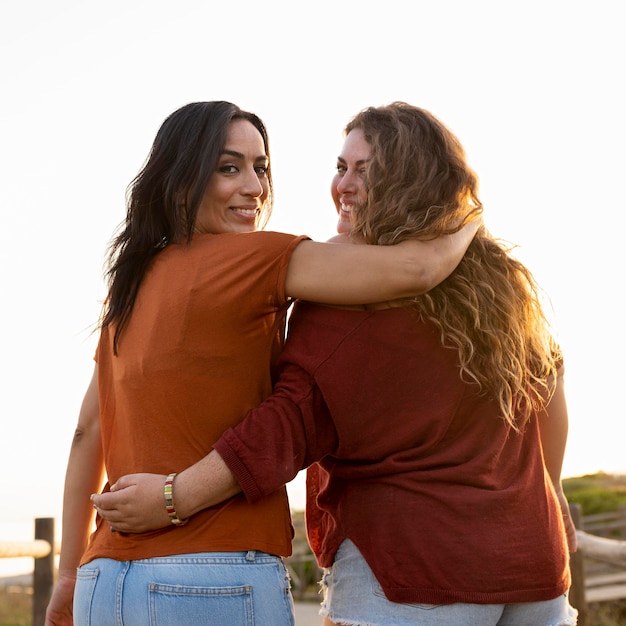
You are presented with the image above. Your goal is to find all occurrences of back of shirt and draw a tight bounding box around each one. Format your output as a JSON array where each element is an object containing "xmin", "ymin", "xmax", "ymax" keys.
[
  {"xmin": 82, "ymin": 231, "xmax": 307, "ymax": 564},
  {"xmin": 216, "ymin": 301, "xmax": 571, "ymax": 604}
]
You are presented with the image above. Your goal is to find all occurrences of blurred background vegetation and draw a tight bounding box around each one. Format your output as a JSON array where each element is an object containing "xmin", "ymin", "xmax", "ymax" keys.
[{"xmin": 564, "ymin": 472, "xmax": 626, "ymax": 515}]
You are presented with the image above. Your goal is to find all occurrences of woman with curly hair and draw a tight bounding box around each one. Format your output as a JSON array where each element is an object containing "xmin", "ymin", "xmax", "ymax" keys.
[{"xmin": 95, "ymin": 103, "xmax": 577, "ymax": 625}]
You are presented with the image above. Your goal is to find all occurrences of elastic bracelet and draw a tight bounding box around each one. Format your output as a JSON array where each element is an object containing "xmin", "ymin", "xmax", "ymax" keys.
[{"xmin": 163, "ymin": 472, "xmax": 189, "ymax": 526}]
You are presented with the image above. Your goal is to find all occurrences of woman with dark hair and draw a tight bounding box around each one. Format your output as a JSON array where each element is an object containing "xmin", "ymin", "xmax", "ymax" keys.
[
  {"xmin": 95, "ymin": 103, "xmax": 577, "ymax": 625},
  {"xmin": 45, "ymin": 101, "xmax": 476, "ymax": 626}
]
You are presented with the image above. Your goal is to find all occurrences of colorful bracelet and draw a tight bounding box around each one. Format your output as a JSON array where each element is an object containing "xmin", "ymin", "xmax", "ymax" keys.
[{"xmin": 163, "ymin": 472, "xmax": 189, "ymax": 526}]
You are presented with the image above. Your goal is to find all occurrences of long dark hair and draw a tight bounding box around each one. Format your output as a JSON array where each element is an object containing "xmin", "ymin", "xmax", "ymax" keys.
[{"xmin": 101, "ymin": 101, "xmax": 273, "ymax": 354}]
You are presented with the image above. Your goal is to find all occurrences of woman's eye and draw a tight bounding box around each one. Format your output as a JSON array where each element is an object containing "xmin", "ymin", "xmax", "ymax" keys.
[
  {"xmin": 220, "ymin": 164, "xmax": 238, "ymax": 174},
  {"xmin": 255, "ymin": 165, "xmax": 268, "ymax": 176}
]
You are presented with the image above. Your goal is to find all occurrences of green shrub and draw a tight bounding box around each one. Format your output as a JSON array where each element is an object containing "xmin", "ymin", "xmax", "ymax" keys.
[
  {"xmin": 564, "ymin": 473, "xmax": 626, "ymax": 515},
  {"xmin": 566, "ymin": 487, "xmax": 626, "ymax": 516}
]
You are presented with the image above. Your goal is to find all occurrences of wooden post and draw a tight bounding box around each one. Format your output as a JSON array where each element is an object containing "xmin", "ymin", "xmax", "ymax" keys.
[
  {"xmin": 33, "ymin": 517, "xmax": 55, "ymax": 626},
  {"xmin": 569, "ymin": 503, "xmax": 588, "ymax": 626},
  {"xmin": 618, "ymin": 504, "xmax": 626, "ymax": 540}
]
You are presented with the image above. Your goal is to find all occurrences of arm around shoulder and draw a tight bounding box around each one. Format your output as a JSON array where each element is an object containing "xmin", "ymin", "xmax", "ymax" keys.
[{"xmin": 284, "ymin": 219, "xmax": 480, "ymax": 304}]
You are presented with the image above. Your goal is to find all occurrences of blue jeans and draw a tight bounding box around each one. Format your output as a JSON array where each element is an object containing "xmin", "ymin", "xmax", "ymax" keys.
[
  {"xmin": 74, "ymin": 551, "xmax": 294, "ymax": 626},
  {"xmin": 321, "ymin": 540, "xmax": 578, "ymax": 626}
]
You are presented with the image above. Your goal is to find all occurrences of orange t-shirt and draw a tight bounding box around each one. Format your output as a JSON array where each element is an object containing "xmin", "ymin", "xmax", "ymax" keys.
[{"xmin": 81, "ymin": 230, "xmax": 308, "ymax": 565}]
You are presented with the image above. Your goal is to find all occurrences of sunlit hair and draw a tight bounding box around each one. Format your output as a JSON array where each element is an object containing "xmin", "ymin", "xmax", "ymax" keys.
[
  {"xmin": 349, "ymin": 102, "xmax": 560, "ymax": 429},
  {"xmin": 101, "ymin": 101, "xmax": 274, "ymax": 354}
]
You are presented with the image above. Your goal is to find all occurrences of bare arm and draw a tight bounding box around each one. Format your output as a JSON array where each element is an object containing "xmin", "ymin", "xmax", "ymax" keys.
[
  {"xmin": 285, "ymin": 220, "xmax": 480, "ymax": 303},
  {"xmin": 90, "ymin": 450, "xmax": 239, "ymax": 533},
  {"xmin": 92, "ymin": 364, "xmax": 335, "ymax": 532},
  {"xmin": 45, "ymin": 365, "xmax": 105, "ymax": 626},
  {"xmin": 538, "ymin": 366, "xmax": 577, "ymax": 552}
]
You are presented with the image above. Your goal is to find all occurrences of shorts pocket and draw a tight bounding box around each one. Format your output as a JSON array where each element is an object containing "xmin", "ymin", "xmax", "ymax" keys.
[
  {"xmin": 74, "ymin": 566, "xmax": 100, "ymax": 624},
  {"xmin": 148, "ymin": 583, "xmax": 254, "ymax": 626}
]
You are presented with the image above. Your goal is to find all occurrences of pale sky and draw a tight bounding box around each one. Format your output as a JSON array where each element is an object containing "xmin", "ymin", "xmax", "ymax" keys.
[{"xmin": 1, "ymin": 0, "xmax": 625, "ymax": 548}]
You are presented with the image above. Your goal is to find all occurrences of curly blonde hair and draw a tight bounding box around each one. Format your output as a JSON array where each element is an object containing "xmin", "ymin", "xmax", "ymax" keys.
[{"xmin": 348, "ymin": 102, "xmax": 560, "ymax": 429}]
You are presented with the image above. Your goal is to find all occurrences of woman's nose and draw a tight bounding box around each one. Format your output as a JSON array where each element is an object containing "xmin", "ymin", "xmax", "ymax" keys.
[
  {"xmin": 242, "ymin": 168, "xmax": 264, "ymax": 197},
  {"xmin": 336, "ymin": 171, "xmax": 356, "ymax": 194}
]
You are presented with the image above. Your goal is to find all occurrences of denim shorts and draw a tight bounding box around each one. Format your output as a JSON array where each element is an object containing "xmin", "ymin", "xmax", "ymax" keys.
[
  {"xmin": 74, "ymin": 551, "xmax": 294, "ymax": 626},
  {"xmin": 320, "ymin": 539, "xmax": 578, "ymax": 626}
]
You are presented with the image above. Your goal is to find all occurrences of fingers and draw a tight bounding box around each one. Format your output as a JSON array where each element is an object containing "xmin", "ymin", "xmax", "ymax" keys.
[
  {"xmin": 92, "ymin": 477, "xmax": 140, "ymax": 507},
  {"xmin": 88, "ymin": 473, "xmax": 172, "ymax": 534},
  {"xmin": 90, "ymin": 488, "xmax": 136, "ymax": 530},
  {"xmin": 110, "ymin": 474, "xmax": 137, "ymax": 492},
  {"xmin": 91, "ymin": 489, "xmax": 128, "ymax": 511},
  {"xmin": 91, "ymin": 495, "xmax": 119, "ymax": 524},
  {"xmin": 91, "ymin": 500, "xmax": 136, "ymax": 533},
  {"xmin": 565, "ymin": 518, "xmax": 578, "ymax": 553}
]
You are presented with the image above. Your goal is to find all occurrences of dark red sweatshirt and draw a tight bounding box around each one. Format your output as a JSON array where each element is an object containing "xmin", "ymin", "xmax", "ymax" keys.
[{"xmin": 215, "ymin": 302, "xmax": 570, "ymax": 605}]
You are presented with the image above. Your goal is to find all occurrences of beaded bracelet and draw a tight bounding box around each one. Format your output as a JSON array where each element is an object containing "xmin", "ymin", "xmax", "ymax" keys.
[{"xmin": 163, "ymin": 472, "xmax": 189, "ymax": 526}]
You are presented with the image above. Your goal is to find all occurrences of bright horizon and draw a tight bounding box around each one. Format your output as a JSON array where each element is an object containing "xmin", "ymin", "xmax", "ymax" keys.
[{"xmin": 1, "ymin": 0, "xmax": 625, "ymax": 575}]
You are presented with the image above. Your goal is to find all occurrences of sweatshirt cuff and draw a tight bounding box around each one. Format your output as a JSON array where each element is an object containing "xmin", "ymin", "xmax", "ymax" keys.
[{"xmin": 213, "ymin": 430, "xmax": 264, "ymax": 503}]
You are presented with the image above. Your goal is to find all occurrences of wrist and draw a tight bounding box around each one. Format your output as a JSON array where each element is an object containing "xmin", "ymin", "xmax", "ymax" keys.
[{"xmin": 163, "ymin": 473, "xmax": 189, "ymax": 526}]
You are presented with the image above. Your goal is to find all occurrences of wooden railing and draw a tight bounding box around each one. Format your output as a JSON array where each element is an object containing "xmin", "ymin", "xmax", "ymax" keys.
[
  {"xmin": 2, "ymin": 511, "xmax": 626, "ymax": 626},
  {"xmin": 0, "ymin": 518, "xmax": 56, "ymax": 626},
  {"xmin": 569, "ymin": 504, "xmax": 626, "ymax": 626}
]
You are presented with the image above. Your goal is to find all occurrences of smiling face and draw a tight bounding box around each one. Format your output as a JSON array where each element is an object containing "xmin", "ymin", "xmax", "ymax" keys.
[
  {"xmin": 194, "ymin": 119, "xmax": 270, "ymax": 234},
  {"xmin": 330, "ymin": 128, "xmax": 371, "ymax": 234}
]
